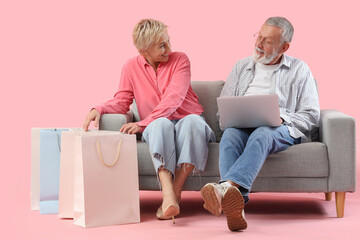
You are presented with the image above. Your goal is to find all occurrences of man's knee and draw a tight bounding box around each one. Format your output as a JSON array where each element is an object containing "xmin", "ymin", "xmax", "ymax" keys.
[
  {"xmin": 222, "ymin": 128, "xmax": 239, "ymax": 138},
  {"xmin": 222, "ymin": 128, "xmax": 249, "ymax": 142},
  {"xmin": 254, "ymin": 126, "xmax": 273, "ymax": 135},
  {"xmin": 251, "ymin": 126, "xmax": 275, "ymax": 142},
  {"xmin": 220, "ymin": 128, "xmax": 246, "ymax": 148}
]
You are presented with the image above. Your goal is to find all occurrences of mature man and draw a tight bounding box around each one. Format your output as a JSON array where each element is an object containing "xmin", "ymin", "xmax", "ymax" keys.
[{"xmin": 201, "ymin": 17, "xmax": 320, "ymax": 231}]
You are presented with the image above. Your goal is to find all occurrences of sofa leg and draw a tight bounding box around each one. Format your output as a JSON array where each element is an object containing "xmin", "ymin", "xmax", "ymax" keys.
[
  {"xmin": 335, "ymin": 192, "xmax": 345, "ymax": 218},
  {"xmin": 325, "ymin": 192, "xmax": 332, "ymax": 201}
]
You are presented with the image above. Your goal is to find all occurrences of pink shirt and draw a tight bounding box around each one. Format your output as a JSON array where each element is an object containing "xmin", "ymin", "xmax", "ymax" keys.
[{"xmin": 95, "ymin": 52, "xmax": 204, "ymax": 130}]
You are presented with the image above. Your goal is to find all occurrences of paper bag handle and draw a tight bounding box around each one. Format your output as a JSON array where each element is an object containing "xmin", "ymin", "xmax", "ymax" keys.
[
  {"xmin": 96, "ymin": 139, "xmax": 122, "ymax": 167},
  {"xmin": 56, "ymin": 133, "xmax": 61, "ymax": 152}
]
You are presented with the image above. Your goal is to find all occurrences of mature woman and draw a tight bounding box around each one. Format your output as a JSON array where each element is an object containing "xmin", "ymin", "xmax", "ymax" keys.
[{"xmin": 83, "ymin": 19, "xmax": 215, "ymax": 222}]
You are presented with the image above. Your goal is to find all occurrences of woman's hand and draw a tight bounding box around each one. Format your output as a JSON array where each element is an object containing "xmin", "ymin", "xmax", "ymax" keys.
[
  {"xmin": 120, "ymin": 123, "xmax": 142, "ymax": 134},
  {"xmin": 83, "ymin": 109, "xmax": 100, "ymax": 131}
]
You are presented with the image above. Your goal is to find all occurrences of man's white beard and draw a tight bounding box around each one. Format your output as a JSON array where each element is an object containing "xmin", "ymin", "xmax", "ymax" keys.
[{"xmin": 252, "ymin": 47, "xmax": 279, "ymax": 64}]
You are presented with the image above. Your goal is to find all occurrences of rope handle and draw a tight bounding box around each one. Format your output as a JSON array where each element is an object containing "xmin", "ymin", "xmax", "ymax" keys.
[{"xmin": 96, "ymin": 139, "xmax": 122, "ymax": 167}]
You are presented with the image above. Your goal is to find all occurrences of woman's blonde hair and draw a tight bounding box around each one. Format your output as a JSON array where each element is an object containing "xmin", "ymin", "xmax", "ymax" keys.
[{"xmin": 132, "ymin": 19, "xmax": 168, "ymax": 51}]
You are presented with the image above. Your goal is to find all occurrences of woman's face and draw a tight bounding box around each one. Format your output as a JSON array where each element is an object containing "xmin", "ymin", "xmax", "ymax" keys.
[{"xmin": 142, "ymin": 31, "xmax": 171, "ymax": 68}]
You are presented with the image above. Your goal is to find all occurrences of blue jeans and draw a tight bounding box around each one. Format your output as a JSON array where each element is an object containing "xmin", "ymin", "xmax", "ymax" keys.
[
  {"xmin": 142, "ymin": 114, "xmax": 215, "ymax": 176},
  {"xmin": 219, "ymin": 125, "xmax": 300, "ymax": 202}
]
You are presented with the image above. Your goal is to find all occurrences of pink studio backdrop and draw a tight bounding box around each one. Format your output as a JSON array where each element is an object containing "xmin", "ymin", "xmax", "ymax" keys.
[{"xmin": 1, "ymin": 0, "xmax": 359, "ymax": 237}]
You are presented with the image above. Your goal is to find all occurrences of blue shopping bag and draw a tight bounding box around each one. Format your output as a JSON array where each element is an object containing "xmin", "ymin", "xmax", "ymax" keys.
[{"xmin": 39, "ymin": 129, "xmax": 68, "ymax": 214}]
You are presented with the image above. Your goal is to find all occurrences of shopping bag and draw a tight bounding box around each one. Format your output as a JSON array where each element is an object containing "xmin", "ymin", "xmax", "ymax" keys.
[
  {"xmin": 31, "ymin": 128, "xmax": 42, "ymax": 210},
  {"xmin": 39, "ymin": 129, "xmax": 69, "ymax": 214},
  {"xmin": 58, "ymin": 130, "xmax": 80, "ymax": 218},
  {"xmin": 73, "ymin": 132, "xmax": 140, "ymax": 228},
  {"xmin": 58, "ymin": 130, "xmax": 121, "ymax": 219},
  {"xmin": 31, "ymin": 128, "xmax": 69, "ymax": 211}
]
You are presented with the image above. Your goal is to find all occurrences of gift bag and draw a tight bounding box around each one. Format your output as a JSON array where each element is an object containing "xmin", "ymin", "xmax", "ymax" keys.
[
  {"xmin": 73, "ymin": 132, "xmax": 140, "ymax": 228},
  {"xmin": 31, "ymin": 128, "xmax": 69, "ymax": 211},
  {"xmin": 39, "ymin": 129, "xmax": 69, "ymax": 214},
  {"xmin": 58, "ymin": 130, "xmax": 122, "ymax": 219},
  {"xmin": 31, "ymin": 128, "xmax": 42, "ymax": 210},
  {"xmin": 58, "ymin": 130, "xmax": 81, "ymax": 218}
]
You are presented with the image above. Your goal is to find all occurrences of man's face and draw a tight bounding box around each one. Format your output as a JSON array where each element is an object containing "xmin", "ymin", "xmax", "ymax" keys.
[{"xmin": 252, "ymin": 24, "xmax": 285, "ymax": 65}]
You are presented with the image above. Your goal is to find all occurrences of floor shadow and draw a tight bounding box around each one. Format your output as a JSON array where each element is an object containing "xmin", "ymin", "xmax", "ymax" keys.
[
  {"xmin": 139, "ymin": 193, "xmax": 206, "ymax": 222},
  {"xmin": 139, "ymin": 196, "xmax": 162, "ymax": 222},
  {"xmin": 245, "ymin": 198, "xmax": 327, "ymax": 219},
  {"xmin": 139, "ymin": 192, "xmax": 331, "ymax": 222}
]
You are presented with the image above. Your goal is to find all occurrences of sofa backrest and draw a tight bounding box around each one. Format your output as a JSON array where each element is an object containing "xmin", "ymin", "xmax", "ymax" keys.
[
  {"xmin": 132, "ymin": 80, "xmax": 319, "ymax": 142},
  {"xmin": 132, "ymin": 80, "xmax": 224, "ymax": 141},
  {"xmin": 191, "ymin": 81, "xmax": 224, "ymax": 142}
]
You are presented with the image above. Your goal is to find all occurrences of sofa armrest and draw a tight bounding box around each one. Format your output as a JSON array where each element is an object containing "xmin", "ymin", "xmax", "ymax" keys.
[
  {"xmin": 319, "ymin": 109, "xmax": 356, "ymax": 192},
  {"xmin": 99, "ymin": 111, "xmax": 134, "ymax": 131}
]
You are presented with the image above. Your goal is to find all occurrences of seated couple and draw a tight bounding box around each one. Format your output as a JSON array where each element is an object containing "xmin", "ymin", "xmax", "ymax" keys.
[{"xmin": 83, "ymin": 17, "xmax": 320, "ymax": 231}]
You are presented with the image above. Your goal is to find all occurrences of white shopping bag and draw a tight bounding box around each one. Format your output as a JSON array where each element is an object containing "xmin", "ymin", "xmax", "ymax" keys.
[
  {"xmin": 72, "ymin": 132, "xmax": 140, "ymax": 228},
  {"xmin": 58, "ymin": 129, "xmax": 84, "ymax": 218},
  {"xmin": 58, "ymin": 130, "xmax": 127, "ymax": 219},
  {"xmin": 31, "ymin": 128, "xmax": 78, "ymax": 211}
]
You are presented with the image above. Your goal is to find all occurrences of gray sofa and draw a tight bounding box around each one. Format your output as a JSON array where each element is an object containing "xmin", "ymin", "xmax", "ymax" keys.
[{"xmin": 99, "ymin": 80, "xmax": 356, "ymax": 218}]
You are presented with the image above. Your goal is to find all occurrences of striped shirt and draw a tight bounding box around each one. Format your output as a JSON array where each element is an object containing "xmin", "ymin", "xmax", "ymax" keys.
[{"xmin": 221, "ymin": 54, "xmax": 320, "ymax": 142}]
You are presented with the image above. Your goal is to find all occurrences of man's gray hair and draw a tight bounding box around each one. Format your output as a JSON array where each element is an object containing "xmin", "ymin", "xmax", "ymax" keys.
[{"xmin": 265, "ymin": 17, "xmax": 294, "ymax": 43}]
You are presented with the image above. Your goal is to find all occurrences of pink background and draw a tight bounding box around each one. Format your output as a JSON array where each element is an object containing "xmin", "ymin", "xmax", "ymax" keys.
[{"xmin": 1, "ymin": 0, "xmax": 359, "ymax": 239}]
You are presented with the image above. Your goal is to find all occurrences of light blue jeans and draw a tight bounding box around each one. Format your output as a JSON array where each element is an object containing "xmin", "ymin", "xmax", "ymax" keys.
[
  {"xmin": 219, "ymin": 125, "xmax": 300, "ymax": 202},
  {"xmin": 142, "ymin": 114, "xmax": 215, "ymax": 176}
]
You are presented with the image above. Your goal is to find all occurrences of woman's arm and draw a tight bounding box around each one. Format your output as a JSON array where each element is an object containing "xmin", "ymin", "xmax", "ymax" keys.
[
  {"xmin": 136, "ymin": 53, "xmax": 191, "ymax": 127},
  {"xmin": 83, "ymin": 62, "xmax": 134, "ymax": 131}
]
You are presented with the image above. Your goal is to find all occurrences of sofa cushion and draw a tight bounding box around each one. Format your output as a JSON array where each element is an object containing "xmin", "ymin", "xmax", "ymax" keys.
[
  {"xmin": 137, "ymin": 142, "xmax": 157, "ymax": 175},
  {"xmin": 137, "ymin": 142, "xmax": 329, "ymax": 178},
  {"xmin": 200, "ymin": 142, "xmax": 328, "ymax": 178},
  {"xmin": 191, "ymin": 81, "xmax": 224, "ymax": 142},
  {"xmin": 258, "ymin": 142, "xmax": 329, "ymax": 177}
]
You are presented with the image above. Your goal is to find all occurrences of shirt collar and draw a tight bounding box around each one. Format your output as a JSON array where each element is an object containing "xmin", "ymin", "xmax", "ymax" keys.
[
  {"xmin": 246, "ymin": 54, "xmax": 291, "ymax": 72},
  {"xmin": 280, "ymin": 54, "xmax": 291, "ymax": 69},
  {"xmin": 139, "ymin": 55, "xmax": 149, "ymax": 67},
  {"xmin": 139, "ymin": 54, "xmax": 170, "ymax": 68}
]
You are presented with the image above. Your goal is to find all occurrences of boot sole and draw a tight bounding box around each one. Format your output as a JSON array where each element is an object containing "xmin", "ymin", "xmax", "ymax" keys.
[
  {"xmin": 200, "ymin": 184, "xmax": 222, "ymax": 217},
  {"xmin": 222, "ymin": 186, "xmax": 247, "ymax": 231}
]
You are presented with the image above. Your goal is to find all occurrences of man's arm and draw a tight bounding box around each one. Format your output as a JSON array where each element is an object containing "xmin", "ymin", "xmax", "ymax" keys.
[
  {"xmin": 280, "ymin": 70, "xmax": 320, "ymax": 133},
  {"xmin": 220, "ymin": 63, "xmax": 239, "ymax": 97}
]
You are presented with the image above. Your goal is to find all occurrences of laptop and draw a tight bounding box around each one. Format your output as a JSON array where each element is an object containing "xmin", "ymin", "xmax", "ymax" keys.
[{"xmin": 217, "ymin": 95, "xmax": 281, "ymax": 130}]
